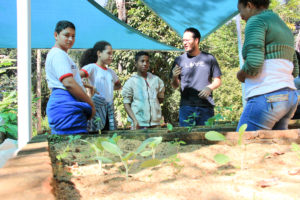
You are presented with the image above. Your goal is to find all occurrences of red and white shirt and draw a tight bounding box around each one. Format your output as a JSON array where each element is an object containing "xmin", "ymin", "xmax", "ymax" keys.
[
  {"xmin": 46, "ymin": 47, "xmax": 84, "ymax": 90},
  {"xmin": 81, "ymin": 63, "xmax": 119, "ymax": 103}
]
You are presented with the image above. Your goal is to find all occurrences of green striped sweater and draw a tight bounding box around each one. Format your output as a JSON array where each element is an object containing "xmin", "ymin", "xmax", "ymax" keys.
[{"xmin": 242, "ymin": 10, "xmax": 299, "ymax": 77}]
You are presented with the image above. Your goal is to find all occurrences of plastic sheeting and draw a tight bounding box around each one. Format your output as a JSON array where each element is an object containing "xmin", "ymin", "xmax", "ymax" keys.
[
  {"xmin": 0, "ymin": 0, "xmax": 180, "ymax": 51},
  {"xmin": 0, "ymin": 139, "xmax": 18, "ymax": 168},
  {"xmin": 142, "ymin": 0, "xmax": 238, "ymax": 40}
]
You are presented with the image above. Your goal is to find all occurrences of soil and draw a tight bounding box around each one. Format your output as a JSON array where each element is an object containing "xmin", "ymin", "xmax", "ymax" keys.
[{"xmin": 49, "ymin": 135, "xmax": 300, "ymax": 200}]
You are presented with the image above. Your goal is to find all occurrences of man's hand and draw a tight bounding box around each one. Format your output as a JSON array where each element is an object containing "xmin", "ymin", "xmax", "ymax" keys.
[
  {"xmin": 172, "ymin": 64, "xmax": 181, "ymax": 79},
  {"xmin": 198, "ymin": 87, "xmax": 212, "ymax": 98}
]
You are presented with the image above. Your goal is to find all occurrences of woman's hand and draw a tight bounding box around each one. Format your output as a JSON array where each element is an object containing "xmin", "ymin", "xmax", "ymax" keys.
[{"xmin": 237, "ymin": 69, "xmax": 247, "ymax": 83}]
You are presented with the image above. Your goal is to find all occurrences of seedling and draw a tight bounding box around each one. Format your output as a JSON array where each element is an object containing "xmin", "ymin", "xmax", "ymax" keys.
[
  {"xmin": 205, "ymin": 113, "xmax": 224, "ymax": 127},
  {"xmin": 167, "ymin": 123, "xmax": 173, "ymax": 131},
  {"xmin": 101, "ymin": 136, "xmax": 161, "ymax": 179},
  {"xmin": 163, "ymin": 154, "xmax": 184, "ymax": 175},
  {"xmin": 237, "ymin": 124, "xmax": 247, "ymax": 170},
  {"xmin": 93, "ymin": 117, "xmax": 102, "ymax": 134},
  {"xmin": 81, "ymin": 137, "xmax": 112, "ymax": 173},
  {"xmin": 291, "ymin": 142, "xmax": 300, "ymax": 162},
  {"xmin": 204, "ymin": 131, "xmax": 229, "ymax": 165},
  {"xmin": 56, "ymin": 135, "xmax": 81, "ymax": 161},
  {"xmin": 204, "ymin": 124, "xmax": 248, "ymax": 169},
  {"xmin": 169, "ymin": 138, "xmax": 186, "ymax": 153},
  {"xmin": 139, "ymin": 137, "xmax": 162, "ymax": 159},
  {"xmin": 184, "ymin": 112, "xmax": 198, "ymax": 132}
]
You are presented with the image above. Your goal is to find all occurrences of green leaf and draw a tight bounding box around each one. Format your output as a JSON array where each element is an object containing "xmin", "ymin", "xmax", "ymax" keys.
[
  {"xmin": 122, "ymin": 152, "xmax": 136, "ymax": 162},
  {"xmin": 101, "ymin": 141, "xmax": 123, "ymax": 156},
  {"xmin": 148, "ymin": 137, "xmax": 162, "ymax": 148},
  {"xmin": 140, "ymin": 159, "xmax": 161, "ymax": 168},
  {"xmin": 56, "ymin": 152, "xmax": 68, "ymax": 161},
  {"xmin": 214, "ymin": 154, "xmax": 230, "ymax": 165},
  {"xmin": 95, "ymin": 137, "xmax": 108, "ymax": 150},
  {"xmin": 238, "ymin": 124, "xmax": 247, "ymax": 145},
  {"xmin": 140, "ymin": 150, "xmax": 152, "ymax": 157},
  {"xmin": 0, "ymin": 126, "xmax": 6, "ymax": 132},
  {"xmin": 291, "ymin": 142, "xmax": 300, "ymax": 152},
  {"xmin": 136, "ymin": 137, "xmax": 156, "ymax": 154},
  {"xmin": 6, "ymin": 124, "xmax": 17, "ymax": 139},
  {"xmin": 167, "ymin": 123, "xmax": 173, "ymax": 131},
  {"xmin": 205, "ymin": 131, "xmax": 226, "ymax": 141},
  {"xmin": 94, "ymin": 156, "xmax": 112, "ymax": 163},
  {"xmin": 8, "ymin": 113, "xmax": 17, "ymax": 122}
]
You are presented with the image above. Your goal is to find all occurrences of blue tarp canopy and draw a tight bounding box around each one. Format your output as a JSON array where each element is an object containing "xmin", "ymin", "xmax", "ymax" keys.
[
  {"xmin": 143, "ymin": 0, "xmax": 238, "ymax": 40},
  {"xmin": 0, "ymin": 0, "xmax": 180, "ymax": 50}
]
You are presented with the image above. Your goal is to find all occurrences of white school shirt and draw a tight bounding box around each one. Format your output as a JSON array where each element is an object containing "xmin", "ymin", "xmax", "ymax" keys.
[
  {"xmin": 244, "ymin": 59, "xmax": 296, "ymax": 100},
  {"xmin": 81, "ymin": 63, "xmax": 119, "ymax": 103},
  {"xmin": 46, "ymin": 47, "xmax": 84, "ymax": 90}
]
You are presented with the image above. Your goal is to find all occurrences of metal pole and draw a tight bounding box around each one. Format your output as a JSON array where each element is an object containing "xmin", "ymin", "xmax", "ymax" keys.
[
  {"xmin": 235, "ymin": 14, "xmax": 245, "ymax": 107},
  {"xmin": 17, "ymin": 0, "xmax": 32, "ymax": 149}
]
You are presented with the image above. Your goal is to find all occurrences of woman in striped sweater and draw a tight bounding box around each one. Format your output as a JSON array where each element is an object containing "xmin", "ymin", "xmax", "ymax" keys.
[{"xmin": 236, "ymin": 0, "xmax": 299, "ymax": 131}]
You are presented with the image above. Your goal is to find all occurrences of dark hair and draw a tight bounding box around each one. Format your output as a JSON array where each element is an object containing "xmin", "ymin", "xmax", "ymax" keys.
[
  {"xmin": 184, "ymin": 27, "xmax": 201, "ymax": 43},
  {"xmin": 55, "ymin": 20, "xmax": 75, "ymax": 34},
  {"xmin": 135, "ymin": 51, "xmax": 149, "ymax": 62},
  {"xmin": 238, "ymin": 0, "xmax": 270, "ymax": 8},
  {"xmin": 79, "ymin": 41, "xmax": 111, "ymax": 67}
]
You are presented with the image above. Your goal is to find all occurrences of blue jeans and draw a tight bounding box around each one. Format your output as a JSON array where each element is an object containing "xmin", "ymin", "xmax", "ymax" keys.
[
  {"xmin": 179, "ymin": 105, "xmax": 214, "ymax": 127},
  {"xmin": 237, "ymin": 88, "xmax": 298, "ymax": 131}
]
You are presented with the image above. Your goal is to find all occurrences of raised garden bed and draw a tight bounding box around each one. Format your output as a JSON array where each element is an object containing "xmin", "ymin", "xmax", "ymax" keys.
[
  {"xmin": 48, "ymin": 126, "xmax": 300, "ymax": 200},
  {"xmin": 1, "ymin": 125, "xmax": 300, "ymax": 200}
]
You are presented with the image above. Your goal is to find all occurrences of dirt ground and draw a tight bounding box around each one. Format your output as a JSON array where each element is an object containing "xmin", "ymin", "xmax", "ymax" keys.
[{"xmin": 49, "ymin": 136, "xmax": 300, "ymax": 200}]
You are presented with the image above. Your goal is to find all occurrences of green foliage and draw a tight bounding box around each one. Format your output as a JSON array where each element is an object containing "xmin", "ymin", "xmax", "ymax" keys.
[
  {"xmin": 140, "ymin": 158, "xmax": 161, "ymax": 168},
  {"xmin": 291, "ymin": 142, "xmax": 300, "ymax": 161},
  {"xmin": 169, "ymin": 138, "xmax": 186, "ymax": 153},
  {"xmin": 214, "ymin": 154, "xmax": 230, "ymax": 165},
  {"xmin": 205, "ymin": 124, "xmax": 248, "ymax": 168},
  {"xmin": 0, "ymin": 91, "xmax": 17, "ymax": 139},
  {"xmin": 238, "ymin": 124, "xmax": 247, "ymax": 146},
  {"xmin": 205, "ymin": 131, "xmax": 226, "ymax": 141},
  {"xmin": 100, "ymin": 135, "xmax": 163, "ymax": 179},
  {"xmin": 81, "ymin": 136, "xmax": 112, "ymax": 173},
  {"xmin": 0, "ymin": 112, "xmax": 17, "ymax": 140},
  {"xmin": 138, "ymin": 136, "xmax": 162, "ymax": 159},
  {"xmin": 167, "ymin": 123, "xmax": 173, "ymax": 131},
  {"xmin": 270, "ymin": 0, "xmax": 300, "ymax": 30},
  {"xmin": 56, "ymin": 135, "xmax": 82, "ymax": 162},
  {"xmin": 162, "ymin": 154, "xmax": 184, "ymax": 175}
]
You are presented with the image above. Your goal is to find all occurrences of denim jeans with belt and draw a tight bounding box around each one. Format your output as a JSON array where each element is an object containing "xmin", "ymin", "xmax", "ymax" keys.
[
  {"xmin": 237, "ymin": 88, "xmax": 299, "ymax": 131},
  {"xmin": 179, "ymin": 105, "xmax": 214, "ymax": 127}
]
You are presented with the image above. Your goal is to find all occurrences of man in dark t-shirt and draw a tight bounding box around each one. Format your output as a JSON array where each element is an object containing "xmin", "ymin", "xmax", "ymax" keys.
[{"xmin": 170, "ymin": 27, "xmax": 222, "ymax": 127}]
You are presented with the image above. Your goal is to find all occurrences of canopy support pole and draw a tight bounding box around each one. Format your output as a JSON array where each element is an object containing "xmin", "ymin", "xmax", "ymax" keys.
[
  {"xmin": 17, "ymin": 0, "xmax": 32, "ymax": 149},
  {"xmin": 235, "ymin": 14, "xmax": 245, "ymax": 107}
]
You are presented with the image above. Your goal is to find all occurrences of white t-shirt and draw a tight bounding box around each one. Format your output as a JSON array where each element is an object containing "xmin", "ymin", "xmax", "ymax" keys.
[
  {"xmin": 81, "ymin": 63, "xmax": 119, "ymax": 103},
  {"xmin": 46, "ymin": 47, "xmax": 84, "ymax": 90},
  {"xmin": 245, "ymin": 59, "xmax": 296, "ymax": 100}
]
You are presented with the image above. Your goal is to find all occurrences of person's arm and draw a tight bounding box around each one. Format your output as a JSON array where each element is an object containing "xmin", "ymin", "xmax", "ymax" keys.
[
  {"xmin": 157, "ymin": 77, "xmax": 165, "ymax": 104},
  {"xmin": 292, "ymin": 51, "xmax": 299, "ymax": 78},
  {"xmin": 124, "ymin": 103, "xmax": 139, "ymax": 130},
  {"xmin": 207, "ymin": 76, "xmax": 221, "ymax": 90},
  {"xmin": 171, "ymin": 64, "xmax": 181, "ymax": 89},
  {"xmin": 62, "ymin": 76, "xmax": 96, "ymax": 119},
  {"xmin": 79, "ymin": 70, "xmax": 87, "ymax": 78},
  {"xmin": 114, "ymin": 80, "xmax": 122, "ymax": 90},
  {"xmin": 198, "ymin": 77, "xmax": 222, "ymax": 98},
  {"xmin": 240, "ymin": 16, "xmax": 266, "ymax": 77}
]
